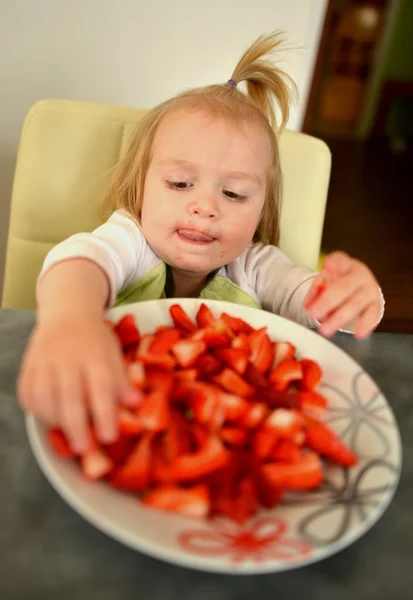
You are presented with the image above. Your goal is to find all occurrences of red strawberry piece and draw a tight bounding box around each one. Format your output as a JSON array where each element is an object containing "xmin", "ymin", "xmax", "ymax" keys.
[
  {"xmin": 262, "ymin": 452, "xmax": 323, "ymax": 490},
  {"xmin": 80, "ymin": 438, "xmax": 114, "ymax": 481},
  {"xmin": 195, "ymin": 353, "xmax": 222, "ymax": 377},
  {"xmin": 212, "ymin": 368, "xmax": 255, "ymax": 398},
  {"xmin": 220, "ymin": 426, "xmax": 248, "ymax": 447},
  {"xmin": 244, "ymin": 363, "xmax": 268, "ymax": 388},
  {"xmin": 214, "ymin": 348, "xmax": 249, "ymax": 375},
  {"xmin": 231, "ymin": 333, "xmax": 251, "ymax": 355},
  {"xmin": 169, "ymin": 436, "xmax": 229, "ymax": 482},
  {"xmin": 149, "ymin": 327, "xmax": 181, "ymax": 355},
  {"xmin": 269, "ymin": 359, "xmax": 303, "ymax": 391},
  {"xmin": 189, "ymin": 383, "xmax": 225, "ymax": 430},
  {"xmin": 191, "ymin": 424, "xmax": 209, "ymax": 450},
  {"xmin": 170, "ymin": 304, "xmax": 197, "ymax": 334},
  {"xmin": 300, "ymin": 359, "xmax": 323, "ymax": 391},
  {"xmin": 127, "ymin": 361, "xmax": 145, "ymax": 388},
  {"xmin": 266, "ymin": 408, "xmax": 304, "ymax": 439},
  {"xmin": 163, "ymin": 411, "xmax": 192, "ymax": 462},
  {"xmin": 172, "ymin": 339, "xmax": 206, "ymax": 368},
  {"xmin": 254, "ymin": 470, "xmax": 284, "ymax": 509},
  {"xmin": 136, "ymin": 334, "xmax": 155, "ymax": 358},
  {"xmin": 118, "ymin": 408, "xmax": 144, "ymax": 436},
  {"xmin": 272, "ymin": 341, "xmax": 296, "ymax": 367},
  {"xmin": 238, "ymin": 402, "xmax": 269, "ymax": 428},
  {"xmin": 218, "ymin": 391, "xmax": 249, "ymax": 421},
  {"xmin": 252, "ymin": 426, "xmax": 279, "ymax": 459},
  {"xmin": 114, "ymin": 314, "xmax": 141, "ymax": 348},
  {"xmin": 248, "ymin": 328, "xmax": 274, "ymax": 374},
  {"xmin": 304, "ymin": 419, "xmax": 357, "ymax": 467},
  {"xmin": 108, "ymin": 433, "xmax": 153, "ymax": 491},
  {"xmin": 48, "ymin": 429, "xmax": 74, "ymax": 458},
  {"xmin": 221, "ymin": 313, "xmax": 254, "ymax": 335},
  {"xmin": 175, "ymin": 368, "xmax": 198, "ymax": 384},
  {"xmin": 298, "ymin": 391, "xmax": 328, "ymax": 420},
  {"xmin": 135, "ymin": 389, "xmax": 170, "ymax": 432},
  {"xmin": 104, "ymin": 436, "xmax": 136, "ymax": 465},
  {"xmin": 142, "ymin": 484, "xmax": 209, "ymax": 518},
  {"xmin": 198, "ymin": 329, "xmax": 231, "ymax": 349},
  {"xmin": 196, "ymin": 303, "xmax": 216, "ymax": 328},
  {"xmin": 271, "ymin": 439, "xmax": 302, "ymax": 463}
]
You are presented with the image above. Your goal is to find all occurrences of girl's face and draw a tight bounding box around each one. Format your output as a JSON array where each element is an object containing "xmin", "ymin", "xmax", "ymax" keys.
[{"xmin": 141, "ymin": 108, "xmax": 271, "ymax": 276}]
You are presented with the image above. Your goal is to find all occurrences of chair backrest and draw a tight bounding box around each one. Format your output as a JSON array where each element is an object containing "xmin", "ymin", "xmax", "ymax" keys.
[{"xmin": 2, "ymin": 99, "xmax": 331, "ymax": 309}]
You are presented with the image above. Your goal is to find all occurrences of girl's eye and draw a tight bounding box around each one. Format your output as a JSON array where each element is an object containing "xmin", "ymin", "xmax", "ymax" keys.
[
  {"xmin": 223, "ymin": 190, "xmax": 248, "ymax": 203},
  {"xmin": 166, "ymin": 181, "xmax": 192, "ymax": 190}
]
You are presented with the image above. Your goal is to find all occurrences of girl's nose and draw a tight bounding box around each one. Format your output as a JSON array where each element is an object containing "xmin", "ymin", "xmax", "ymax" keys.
[{"xmin": 187, "ymin": 198, "xmax": 219, "ymax": 219}]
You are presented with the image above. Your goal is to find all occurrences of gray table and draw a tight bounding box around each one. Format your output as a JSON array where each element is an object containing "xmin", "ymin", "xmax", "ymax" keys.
[{"xmin": 0, "ymin": 309, "xmax": 412, "ymax": 600}]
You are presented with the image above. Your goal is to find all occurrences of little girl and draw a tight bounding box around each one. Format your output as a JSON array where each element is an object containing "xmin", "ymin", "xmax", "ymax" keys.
[{"xmin": 18, "ymin": 32, "xmax": 383, "ymax": 454}]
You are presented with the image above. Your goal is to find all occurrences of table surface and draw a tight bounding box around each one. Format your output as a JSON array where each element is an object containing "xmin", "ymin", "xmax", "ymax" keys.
[{"xmin": 0, "ymin": 308, "xmax": 412, "ymax": 600}]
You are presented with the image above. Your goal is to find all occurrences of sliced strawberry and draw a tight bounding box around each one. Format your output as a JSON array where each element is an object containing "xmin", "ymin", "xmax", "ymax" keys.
[
  {"xmin": 262, "ymin": 452, "xmax": 323, "ymax": 490},
  {"xmin": 108, "ymin": 433, "xmax": 152, "ymax": 491},
  {"xmin": 189, "ymin": 383, "xmax": 225, "ymax": 430},
  {"xmin": 174, "ymin": 368, "xmax": 198, "ymax": 384},
  {"xmin": 139, "ymin": 352, "xmax": 176, "ymax": 370},
  {"xmin": 144, "ymin": 368, "xmax": 174, "ymax": 394},
  {"xmin": 254, "ymin": 470, "xmax": 284, "ymax": 509},
  {"xmin": 149, "ymin": 327, "xmax": 181, "ymax": 355},
  {"xmin": 304, "ymin": 419, "xmax": 357, "ymax": 467},
  {"xmin": 48, "ymin": 429, "xmax": 74, "ymax": 458},
  {"xmin": 232, "ymin": 477, "xmax": 259, "ymax": 524},
  {"xmin": 114, "ymin": 314, "xmax": 141, "ymax": 348},
  {"xmin": 136, "ymin": 389, "xmax": 170, "ymax": 432},
  {"xmin": 220, "ymin": 426, "xmax": 248, "ymax": 447},
  {"xmin": 272, "ymin": 341, "xmax": 296, "ymax": 367},
  {"xmin": 196, "ymin": 303, "xmax": 216, "ymax": 328},
  {"xmin": 191, "ymin": 424, "xmax": 209, "ymax": 450},
  {"xmin": 215, "ymin": 348, "xmax": 248, "ymax": 375},
  {"xmin": 266, "ymin": 408, "xmax": 304, "ymax": 439},
  {"xmin": 119, "ymin": 408, "xmax": 143, "ymax": 436},
  {"xmin": 244, "ymin": 363, "xmax": 268, "ymax": 388},
  {"xmin": 212, "ymin": 368, "xmax": 255, "ymax": 398},
  {"xmin": 127, "ymin": 361, "xmax": 145, "ymax": 388},
  {"xmin": 199, "ymin": 329, "xmax": 231, "ymax": 349},
  {"xmin": 195, "ymin": 353, "xmax": 222, "ymax": 377},
  {"xmin": 298, "ymin": 391, "xmax": 328, "ymax": 420},
  {"xmin": 249, "ymin": 328, "xmax": 274, "ymax": 373},
  {"xmin": 221, "ymin": 313, "xmax": 254, "ymax": 335},
  {"xmin": 81, "ymin": 439, "xmax": 114, "ymax": 481},
  {"xmin": 136, "ymin": 334, "xmax": 155, "ymax": 358},
  {"xmin": 231, "ymin": 333, "xmax": 251, "ymax": 355},
  {"xmin": 218, "ymin": 391, "xmax": 249, "ymax": 421},
  {"xmin": 271, "ymin": 439, "xmax": 302, "ymax": 463},
  {"xmin": 238, "ymin": 402, "xmax": 269, "ymax": 428},
  {"xmin": 170, "ymin": 304, "xmax": 197, "ymax": 334},
  {"xmin": 163, "ymin": 411, "xmax": 192, "ymax": 462},
  {"xmin": 170, "ymin": 436, "xmax": 229, "ymax": 482},
  {"xmin": 172, "ymin": 339, "xmax": 206, "ymax": 368},
  {"xmin": 143, "ymin": 484, "xmax": 209, "ymax": 518},
  {"xmin": 104, "ymin": 436, "xmax": 136, "ymax": 465},
  {"xmin": 300, "ymin": 359, "xmax": 323, "ymax": 391},
  {"xmin": 251, "ymin": 426, "xmax": 279, "ymax": 459},
  {"xmin": 269, "ymin": 359, "xmax": 303, "ymax": 391}
]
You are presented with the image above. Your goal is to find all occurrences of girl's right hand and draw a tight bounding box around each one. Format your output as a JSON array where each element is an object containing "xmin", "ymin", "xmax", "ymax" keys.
[{"xmin": 17, "ymin": 314, "xmax": 142, "ymax": 454}]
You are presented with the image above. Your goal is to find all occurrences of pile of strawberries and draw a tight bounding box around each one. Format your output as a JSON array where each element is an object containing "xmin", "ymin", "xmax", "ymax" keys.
[{"xmin": 48, "ymin": 303, "xmax": 357, "ymax": 523}]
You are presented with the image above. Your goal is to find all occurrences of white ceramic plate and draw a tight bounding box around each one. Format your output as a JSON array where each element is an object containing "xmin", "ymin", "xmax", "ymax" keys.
[{"xmin": 26, "ymin": 299, "xmax": 402, "ymax": 574}]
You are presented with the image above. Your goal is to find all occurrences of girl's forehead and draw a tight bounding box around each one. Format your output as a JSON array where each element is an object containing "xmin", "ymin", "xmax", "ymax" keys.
[{"xmin": 151, "ymin": 108, "xmax": 272, "ymax": 171}]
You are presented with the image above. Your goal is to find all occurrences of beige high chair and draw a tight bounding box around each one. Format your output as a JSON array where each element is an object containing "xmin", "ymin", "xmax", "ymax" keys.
[{"xmin": 2, "ymin": 99, "xmax": 331, "ymax": 309}]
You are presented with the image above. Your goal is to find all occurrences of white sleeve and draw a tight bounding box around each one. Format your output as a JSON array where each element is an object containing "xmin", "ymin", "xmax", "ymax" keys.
[
  {"xmin": 242, "ymin": 244, "xmax": 318, "ymax": 328},
  {"xmin": 37, "ymin": 210, "xmax": 150, "ymax": 307}
]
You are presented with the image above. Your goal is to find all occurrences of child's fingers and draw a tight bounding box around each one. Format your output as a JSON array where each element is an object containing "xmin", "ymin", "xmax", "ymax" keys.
[
  {"xmin": 323, "ymin": 251, "xmax": 353, "ymax": 276},
  {"xmin": 317, "ymin": 289, "xmax": 372, "ymax": 337},
  {"xmin": 31, "ymin": 365, "xmax": 59, "ymax": 427},
  {"xmin": 111, "ymin": 349, "xmax": 142, "ymax": 408},
  {"xmin": 86, "ymin": 367, "xmax": 119, "ymax": 445},
  {"xmin": 304, "ymin": 275, "xmax": 326, "ymax": 309},
  {"xmin": 56, "ymin": 367, "xmax": 90, "ymax": 454},
  {"xmin": 354, "ymin": 304, "xmax": 381, "ymax": 339},
  {"xmin": 307, "ymin": 273, "xmax": 362, "ymax": 322}
]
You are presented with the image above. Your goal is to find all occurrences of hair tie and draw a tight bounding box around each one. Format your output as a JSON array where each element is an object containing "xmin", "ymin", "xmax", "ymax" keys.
[{"xmin": 227, "ymin": 79, "xmax": 237, "ymax": 88}]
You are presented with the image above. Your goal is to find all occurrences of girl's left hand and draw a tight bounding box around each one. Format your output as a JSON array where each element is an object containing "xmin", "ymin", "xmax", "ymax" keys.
[{"xmin": 304, "ymin": 251, "xmax": 384, "ymax": 339}]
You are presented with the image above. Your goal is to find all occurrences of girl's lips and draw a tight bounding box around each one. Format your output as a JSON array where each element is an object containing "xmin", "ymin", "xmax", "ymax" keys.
[{"xmin": 177, "ymin": 229, "xmax": 216, "ymax": 244}]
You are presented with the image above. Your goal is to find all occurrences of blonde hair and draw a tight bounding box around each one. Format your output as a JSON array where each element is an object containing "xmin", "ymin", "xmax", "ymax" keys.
[{"xmin": 105, "ymin": 31, "xmax": 297, "ymax": 246}]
